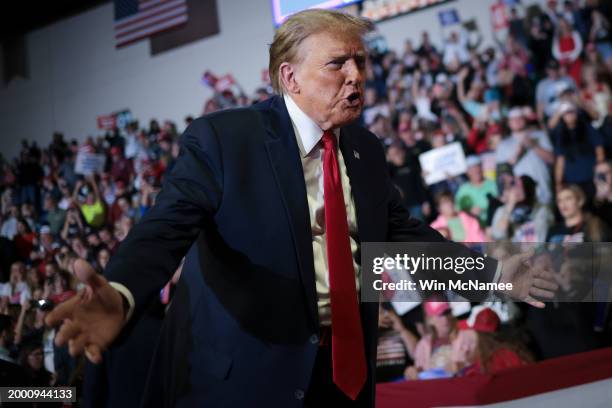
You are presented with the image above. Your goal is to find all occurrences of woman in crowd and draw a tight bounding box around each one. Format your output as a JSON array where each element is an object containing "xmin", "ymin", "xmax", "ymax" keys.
[
  {"xmin": 73, "ymin": 177, "xmax": 105, "ymax": 230},
  {"xmin": 404, "ymin": 300, "xmax": 456, "ymax": 379},
  {"xmin": 14, "ymin": 218, "xmax": 36, "ymax": 260},
  {"xmin": 451, "ymin": 308, "xmax": 532, "ymax": 376},
  {"xmin": 552, "ymin": 17, "xmax": 584, "ymax": 83},
  {"xmin": 491, "ymin": 175, "xmax": 552, "ymax": 243},
  {"xmin": 552, "ymin": 102, "xmax": 605, "ymax": 201},
  {"xmin": 430, "ymin": 191, "xmax": 485, "ymax": 243},
  {"xmin": 18, "ymin": 342, "xmax": 53, "ymax": 386},
  {"xmin": 0, "ymin": 262, "xmax": 31, "ymax": 306}
]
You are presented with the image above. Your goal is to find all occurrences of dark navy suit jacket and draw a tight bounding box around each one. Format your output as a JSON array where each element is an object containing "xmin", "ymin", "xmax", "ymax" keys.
[{"xmin": 104, "ymin": 95, "xmax": 497, "ymax": 407}]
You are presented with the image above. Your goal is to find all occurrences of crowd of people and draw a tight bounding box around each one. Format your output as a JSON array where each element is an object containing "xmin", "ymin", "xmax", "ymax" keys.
[{"xmin": 0, "ymin": 0, "xmax": 611, "ymax": 393}]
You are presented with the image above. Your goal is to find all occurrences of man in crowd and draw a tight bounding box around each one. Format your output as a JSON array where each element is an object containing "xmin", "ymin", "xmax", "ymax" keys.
[{"xmin": 495, "ymin": 107, "xmax": 554, "ymax": 205}]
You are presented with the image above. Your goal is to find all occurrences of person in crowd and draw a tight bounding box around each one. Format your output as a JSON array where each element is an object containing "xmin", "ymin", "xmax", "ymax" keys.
[
  {"xmin": 551, "ymin": 101, "xmax": 605, "ymax": 199},
  {"xmin": 528, "ymin": 15, "xmax": 555, "ymax": 75},
  {"xmin": 17, "ymin": 150, "xmax": 44, "ymax": 208},
  {"xmin": 547, "ymin": 184, "xmax": 611, "ymax": 243},
  {"xmin": 455, "ymin": 155, "xmax": 498, "ymax": 225},
  {"xmin": 26, "ymin": 266, "xmax": 41, "ymax": 294},
  {"xmin": 524, "ymin": 185, "xmax": 610, "ymax": 359},
  {"xmin": 588, "ymin": 8, "xmax": 612, "ymax": 72},
  {"xmin": 18, "ymin": 342, "xmax": 53, "ymax": 386},
  {"xmin": 14, "ymin": 218, "xmax": 36, "ymax": 260},
  {"xmin": 495, "ymin": 107, "xmax": 554, "ymax": 204},
  {"xmin": 42, "ymin": 195, "xmax": 66, "ymax": 237},
  {"xmin": 404, "ymin": 300, "xmax": 456, "ymax": 379},
  {"xmin": 56, "ymin": 179, "xmax": 73, "ymax": 211},
  {"xmin": 30, "ymin": 225, "xmax": 59, "ymax": 269},
  {"xmin": 0, "ymin": 314, "xmax": 16, "ymax": 363},
  {"xmin": 13, "ymin": 297, "xmax": 56, "ymax": 374},
  {"xmin": 109, "ymin": 146, "xmax": 133, "ymax": 186},
  {"xmin": 593, "ymin": 160, "xmax": 612, "ymax": 228},
  {"xmin": 20, "ymin": 203, "xmax": 36, "ymax": 231},
  {"xmin": 498, "ymin": 37, "xmax": 532, "ymax": 106},
  {"xmin": 0, "ymin": 205, "xmax": 20, "ymax": 240},
  {"xmin": 60, "ymin": 206, "xmax": 85, "ymax": 242},
  {"xmin": 0, "ymin": 262, "xmax": 31, "ymax": 306},
  {"xmin": 535, "ymin": 59, "xmax": 576, "ymax": 126},
  {"xmin": 430, "ymin": 191, "xmax": 485, "ymax": 243},
  {"xmin": 580, "ymin": 63, "xmax": 611, "ymax": 129},
  {"xmin": 98, "ymin": 227, "xmax": 117, "ymax": 253},
  {"xmin": 442, "ymin": 30, "xmax": 469, "ymax": 67},
  {"xmin": 386, "ymin": 141, "xmax": 430, "ymax": 221},
  {"xmin": 377, "ymin": 305, "xmax": 418, "ymax": 382},
  {"xmin": 491, "ymin": 175, "xmax": 553, "ymax": 243},
  {"xmin": 451, "ymin": 308, "xmax": 532, "ymax": 376},
  {"xmin": 552, "ymin": 17, "xmax": 584, "ymax": 83},
  {"xmin": 467, "ymin": 121, "xmax": 503, "ymax": 155},
  {"xmin": 96, "ymin": 248, "xmax": 111, "ymax": 272},
  {"xmin": 73, "ymin": 177, "xmax": 105, "ymax": 229}
]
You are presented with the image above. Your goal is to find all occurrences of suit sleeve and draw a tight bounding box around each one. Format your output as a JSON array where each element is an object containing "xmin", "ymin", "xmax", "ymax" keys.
[{"xmin": 104, "ymin": 117, "xmax": 223, "ymax": 319}]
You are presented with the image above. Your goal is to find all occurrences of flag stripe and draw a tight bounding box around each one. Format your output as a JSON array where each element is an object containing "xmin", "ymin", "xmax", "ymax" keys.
[
  {"xmin": 113, "ymin": 0, "xmax": 188, "ymax": 48},
  {"xmin": 116, "ymin": 14, "xmax": 188, "ymax": 47},
  {"xmin": 138, "ymin": 0, "xmax": 167, "ymax": 12},
  {"xmin": 115, "ymin": 0, "xmax": 185, "ymax": 29},
  {"xmin": 115, "ymin": 5, "xmax": 187, "ymax": 38}
]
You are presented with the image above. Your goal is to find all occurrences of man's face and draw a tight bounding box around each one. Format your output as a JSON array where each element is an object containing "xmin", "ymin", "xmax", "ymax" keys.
[
  {"xmin": 467, "ymin": 164, "xmax": 483, "ymax": 183},
  {"xmin": 290, "ymin": 31, "xmax": 366, "ymax": 130},
  {"xmin": 508, "ymin": 116, "xmax": 525, "ymax": 132}
]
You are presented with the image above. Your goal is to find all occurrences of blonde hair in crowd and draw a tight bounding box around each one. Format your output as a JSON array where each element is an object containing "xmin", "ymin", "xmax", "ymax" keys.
[{"xmin": 268, "ymin": 9, "xmax": 374, "ymax": 94}]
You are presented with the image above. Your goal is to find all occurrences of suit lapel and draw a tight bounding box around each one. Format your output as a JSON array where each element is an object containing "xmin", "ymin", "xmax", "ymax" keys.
[
  {"xmin": 339, "ymin": 126, "xmax": 368, "ymax": 244},
  {"xmin": 262, "ymin": 96, "xmax": 319, "ymax": 328}
]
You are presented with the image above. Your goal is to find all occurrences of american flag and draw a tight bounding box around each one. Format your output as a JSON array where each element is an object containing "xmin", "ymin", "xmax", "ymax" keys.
[{"xmin": 114, "ymin": 0, "xmax": 189, "ymax": 48}]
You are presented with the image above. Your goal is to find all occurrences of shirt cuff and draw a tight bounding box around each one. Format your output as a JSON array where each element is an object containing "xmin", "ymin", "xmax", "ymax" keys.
[
  {"xmin": 109, "ymin": 282, "xmax": 135, "ymax": 322},
  {"xmin": 485, "ymin": 260, "xmax": 503, "ymax": 302},
  {"xmin": 493, "ymin": 260, "xmax": 503, "ymax": 284}
]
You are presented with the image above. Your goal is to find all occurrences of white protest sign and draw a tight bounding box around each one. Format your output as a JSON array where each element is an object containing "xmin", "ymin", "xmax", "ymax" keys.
[
  {"xmin": 75, "ymin": 152, "xmax": 106, "ymax": 176},
  {"xmin": 418, "ymin": 142, "xmax": 467, "ymax": 185}
]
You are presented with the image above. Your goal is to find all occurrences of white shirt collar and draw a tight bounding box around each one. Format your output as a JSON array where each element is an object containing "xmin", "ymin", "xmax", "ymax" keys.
[{"xmin": 283, "ymin": 94, "xmax": 339, "ymax": 157}]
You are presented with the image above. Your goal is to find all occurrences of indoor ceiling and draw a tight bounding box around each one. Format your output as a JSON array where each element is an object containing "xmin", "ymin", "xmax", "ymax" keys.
[{"xmin": 1, "ymin": 0, "xmax": 109, "ymax": 41}]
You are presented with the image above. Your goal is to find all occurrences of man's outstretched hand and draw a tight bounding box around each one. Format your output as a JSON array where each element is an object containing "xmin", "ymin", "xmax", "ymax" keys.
[
  {"xmin": 45, "ymin": 259, "xmax": 125, "ymax": 364},
  {"xmin": 499, "ymin": 250, "xmax": 559, "ymax": 308}
]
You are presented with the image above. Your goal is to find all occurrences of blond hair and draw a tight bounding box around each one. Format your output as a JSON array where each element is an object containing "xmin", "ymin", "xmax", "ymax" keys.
[{"xmin": 268, "ymin": 9, "xmax": 373, "ymax": 94}]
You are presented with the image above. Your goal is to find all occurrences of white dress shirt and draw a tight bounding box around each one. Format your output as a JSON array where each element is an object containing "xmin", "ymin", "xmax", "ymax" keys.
[{"xmin": 284, "ymin": 94, "xmax": 361, "ymax": 326}]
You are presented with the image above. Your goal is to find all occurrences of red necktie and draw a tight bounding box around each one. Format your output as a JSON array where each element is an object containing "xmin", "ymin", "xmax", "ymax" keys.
[{"xmin": 321, "ymin": 130, "xmax": 366, "ymax": 400}]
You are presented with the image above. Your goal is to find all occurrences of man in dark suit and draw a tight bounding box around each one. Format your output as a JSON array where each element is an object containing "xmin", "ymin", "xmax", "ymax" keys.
[{"xmin": 46, "ymin": 9, "xmax": 555, "ymax": 408}]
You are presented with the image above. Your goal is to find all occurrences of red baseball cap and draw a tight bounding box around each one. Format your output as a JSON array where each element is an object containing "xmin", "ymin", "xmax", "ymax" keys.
[
  {"xmin": 423, "ymin": 301, "xmax": 451, "ymax": 317},
  {"xmin": 457, "ymin": 308, "xmax": 500, "ymax": 333},
  {"xmin": 486, "ymin": 123, "xmax": 502, "ymax": 138}
]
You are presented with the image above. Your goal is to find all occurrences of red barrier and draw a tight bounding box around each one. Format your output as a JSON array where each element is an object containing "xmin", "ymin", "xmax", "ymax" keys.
[{"xmin": 376, "ymin": 347, "xmax": 612, "ymax": 407}]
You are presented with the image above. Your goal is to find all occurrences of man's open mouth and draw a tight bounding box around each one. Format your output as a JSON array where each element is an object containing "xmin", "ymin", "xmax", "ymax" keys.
[{"xmin": 347, "ymin": 92, "xmax": 361, "ymax": 105}]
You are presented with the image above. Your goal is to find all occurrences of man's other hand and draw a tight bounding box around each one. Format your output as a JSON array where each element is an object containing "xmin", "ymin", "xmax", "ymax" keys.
[
  {"xmin": 45, "ymin": 259, "xmax": 125, "ymax": 364},
  {"xmin": 499, "ymin": 250, "xmax": 559, "ymax": 308}
]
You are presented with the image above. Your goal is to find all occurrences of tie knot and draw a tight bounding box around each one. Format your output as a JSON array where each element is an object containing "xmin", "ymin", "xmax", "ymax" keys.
[{"xmin": 322, "ymin": 130, "xmax": 336, "ymax": 151}]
